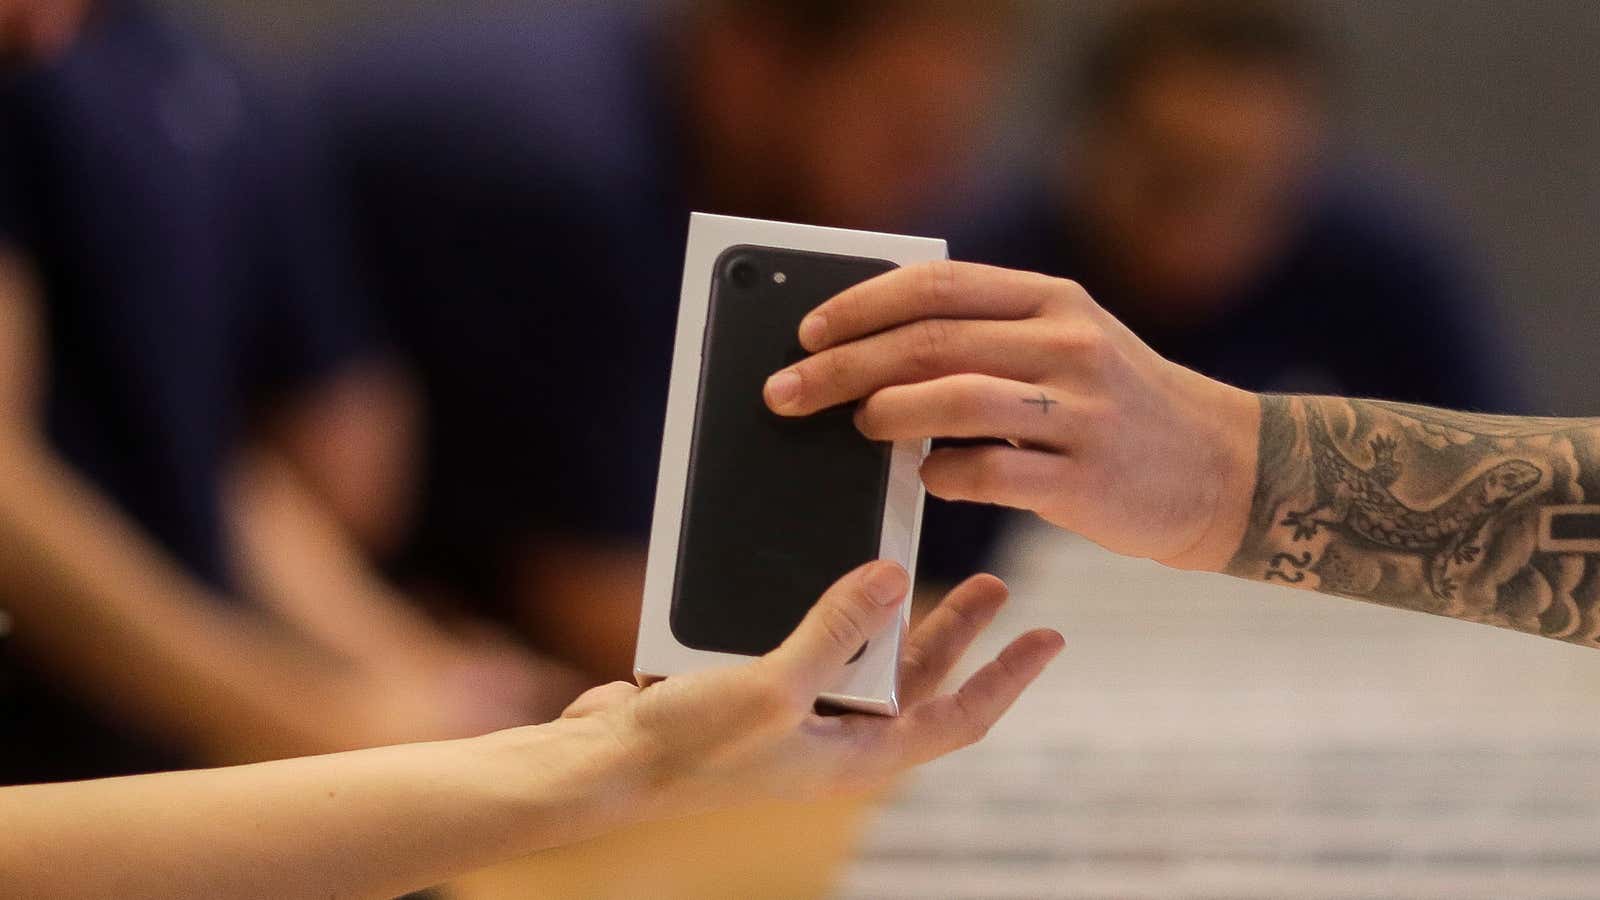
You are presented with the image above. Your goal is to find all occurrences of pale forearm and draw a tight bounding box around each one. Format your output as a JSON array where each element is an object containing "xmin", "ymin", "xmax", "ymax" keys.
[
  {"xmin": 1224, "ymin": 394, "xmax": 1600, "ymax": 646},
  {"xmin": 228, "ymin": 447, "xmax": 439, "ymax": 666},
  {"xmin": 0, "ymin": 428, "xmax": 369, "ymax": 762},
  {"xmin": 0, "ymin": 723, "xmax": 637, "ymax": 900},
  {"xmin": 263, "ymin": 362, "xmax": 420, "ymax": 555},
  {"xmin": 0, "ymin": 561, "xmax": 1060, "ymax": 899}
]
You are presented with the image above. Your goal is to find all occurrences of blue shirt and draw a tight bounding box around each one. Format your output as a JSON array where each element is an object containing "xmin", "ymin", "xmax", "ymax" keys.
[
  {"xmin": 321, "ymin": 6, "xmax": 1011, "ymax": 609},
  {"xmin": 0, "ymin": 0, "xmax": 372, "ymax": 783},
  {"xmin": 953, "ymin": 178, "xmax": 1523, "ymax": 413}
]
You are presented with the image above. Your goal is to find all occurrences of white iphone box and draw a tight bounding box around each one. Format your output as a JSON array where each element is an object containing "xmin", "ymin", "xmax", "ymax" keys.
[{"xmin": 634, "ymin": 213, "xmax": 945, "ymax": 714}]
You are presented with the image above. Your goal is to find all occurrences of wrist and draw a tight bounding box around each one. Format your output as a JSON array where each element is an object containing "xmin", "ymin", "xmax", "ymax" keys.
[
  {"xmin": 1160, "ymin": 377, "xmax": 1262, "ymax": 573},
  {"xmin": 469, "ymin": 715, "xmax": 654, "ymax": 855}
]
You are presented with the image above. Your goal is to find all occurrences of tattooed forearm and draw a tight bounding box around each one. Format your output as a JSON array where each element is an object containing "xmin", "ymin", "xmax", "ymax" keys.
[{"xmin": 1225, "ymin": 395, "xmax": 1600, "ymax": 648}]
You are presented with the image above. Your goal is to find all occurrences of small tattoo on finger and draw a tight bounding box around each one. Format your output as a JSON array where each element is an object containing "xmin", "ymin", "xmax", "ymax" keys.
[{"xmin": 1022, "ymin": 392, "xmax": 1058, "ymax": 414}]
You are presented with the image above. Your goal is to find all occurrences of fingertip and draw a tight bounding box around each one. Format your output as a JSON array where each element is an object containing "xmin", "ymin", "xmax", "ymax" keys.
[
  {"xmin": 862, "ymin": 560, "xmax": 910, "ymax": 606},
  {"xmin": 1020, "ymin": 627, "xmax": 1068, "ymax": 657},
  {"xmin": 935, "ymin": 575, "xmax": 1008, "ymax": 624},
  {"xmin": 798, "ymin": 313, "xmax": 828, "ymax": 352},
  {"xmin": 852, "ymin": 400, "xmax": 882, "ymax": 441},
  {"xmin": 983, "ymin": 629, "xmax": 1066, "ymax": 689},
  {"xmin": 763, "ymin": 369, "xmax": 802, "ymax": 414},
  {"xmin": 957, "ymin": 572, "xmax": 1009, "ymax": 601},
  {"xmin": 919, "ymin": 464, "xmax": 967, "ymax": 503}
]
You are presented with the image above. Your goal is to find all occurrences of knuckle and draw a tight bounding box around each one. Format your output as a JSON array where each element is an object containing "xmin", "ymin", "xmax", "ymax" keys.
[
  {"xmin": 1044, "ymin": 322, "xmax": 1100, "ymax": 354},
  {"xmin": 918, "ymin": 259, "xmax": 959, "ymax": 312},
  {"xmin": 1047, "ymin": 324, "xmax": 1109, "ymax": 369},
  {"xmin": 992, "ymin": 648, "xmax": 1025, "ymax": 685},
  {"xmin": 944, "ymin": 592, "xmax": 989, "ymax": 633},
  {"xmin": 1090, "ymin": 397, "xmax": 1123, "ymax": 432},
  {"xmin": 818, "ymin": 599, "xmax": 869, "ymax": 653},
  {"xmin": 908, "ymin": 319, "xmax": 955, "ymax": 373},
  {"xmin": 1073, "ymin": 396, "xmax": 1110, "ymax": 427},
  {"xmin": 1081, "ymin": 330, "xmax": 1113, "ymax": 366},
  {"xmin": 1057, "ymin": 277, "xmax": 1090, "ymax": 303},
  {"xmin": 1035, "ymin": 276, "xmax": 1084, "ymax": 314}
]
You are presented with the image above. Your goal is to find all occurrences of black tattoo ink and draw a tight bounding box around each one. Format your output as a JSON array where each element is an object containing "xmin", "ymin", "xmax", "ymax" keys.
[
  {"xmin": 1271, "ymin": 551, "xmax": 1313, "ymax": 571},
  {"xmin": 1226, "ymin": 395, "xmax": 1600, "ymax": 648},
  {"xmin": 1548, "ymin": 509, "xmax": 1600, "ymax": 542},
  {"xmin": 1265, "ymin": 551, "xmax": 1312, "ymax": 583},
  {"xmin": 1284, "ymin": 402, "xmax": 1541, "ymax": 600},
  {"xmin": 1022, "ymin": 392, "xmax": 1058, "ymax": 414}
]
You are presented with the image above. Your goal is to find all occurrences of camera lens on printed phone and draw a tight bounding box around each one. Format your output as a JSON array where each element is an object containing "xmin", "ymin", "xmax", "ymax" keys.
[{"xmin": 727, "ymin": 257, "xmax": 760, "ymax": 290}]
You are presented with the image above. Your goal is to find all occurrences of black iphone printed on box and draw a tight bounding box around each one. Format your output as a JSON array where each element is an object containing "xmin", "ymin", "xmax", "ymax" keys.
[
  {"xmin": 670, "ymin": 246, "xmax": 896, "ymax": 656},
  {"xmin": 637, "ymin": 212, "xmax": 941, "ymax": 715}
]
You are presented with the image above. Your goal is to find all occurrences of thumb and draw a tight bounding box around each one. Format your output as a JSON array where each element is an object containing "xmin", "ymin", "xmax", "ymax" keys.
[{"xmin": 764, "ymin": 561, "xmax": 909, "ymax": 699}]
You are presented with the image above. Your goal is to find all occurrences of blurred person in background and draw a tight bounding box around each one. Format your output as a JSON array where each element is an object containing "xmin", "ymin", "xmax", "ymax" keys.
[
  {"xmin": 963, "ymin": 0, "xmax": 1521, "ymax": 414},
  {"xmin": 0, "ymin": 0, "xmax": 577, "ymax": 786},
  {"xmin": 319, "ymin": 0, "xmax": 1022, "ymax": 681}
]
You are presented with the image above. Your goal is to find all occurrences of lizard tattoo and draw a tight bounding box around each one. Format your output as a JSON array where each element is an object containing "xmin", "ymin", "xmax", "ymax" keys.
[
  {"xmin": 1228, "ymin": 395, "xmax": 1600, "ymax": 648},
  {"xmin": 1279, "ymin": 402, "xmax": 1543, "ymax": 600}
]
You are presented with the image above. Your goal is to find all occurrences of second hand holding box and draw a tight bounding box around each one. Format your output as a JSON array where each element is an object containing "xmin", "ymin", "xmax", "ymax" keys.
[{"xmin": 636, "ymin": 213, "xmax": 946, "ymax": 714}]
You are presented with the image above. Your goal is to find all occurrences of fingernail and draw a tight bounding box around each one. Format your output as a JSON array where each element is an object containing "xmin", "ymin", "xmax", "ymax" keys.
[
  {"xmin": 865, "ymin": 564, "xmax": 909, "ymax": 605},
  {"xmin": 765, "ymin": 369, "xmax": 801, "ymax": 409},
  {"xmin": 798, "ymin": 313, "xmax": 827, "ymax": 349}
]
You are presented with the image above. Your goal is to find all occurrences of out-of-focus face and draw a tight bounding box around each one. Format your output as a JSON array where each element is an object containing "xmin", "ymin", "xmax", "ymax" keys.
[
  {"xmin": 694, "ymin": 11, "xmax": 1009, "ymax": 231},
  {"xmin": 1078, "ymin": 53, "xmax": 1325, "ymax": 316},
  {"xmin": 780, "ymin": 15, "xmax": 1006, "ymax": 229},
  {"xmin": 0, "ymin": 0, "xmax": 91, "ymax": 62}
]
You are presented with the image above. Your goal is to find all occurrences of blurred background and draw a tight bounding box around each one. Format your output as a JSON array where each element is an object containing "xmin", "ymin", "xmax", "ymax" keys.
[
  {"xmin": 4, "ymin": 1, "xmax": 1599, "ymax": 898},
  {"xmin": 168, "ymin": 0, "xmax": 1598, "ymax": 416}
]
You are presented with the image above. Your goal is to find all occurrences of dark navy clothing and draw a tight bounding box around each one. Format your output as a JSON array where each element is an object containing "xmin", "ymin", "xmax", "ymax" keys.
[
  {"xmin": 0, "ymin": 0, "xmax": 371, "ymax": 783},
  {"xmin": 322, "ymin": 6, "xmax": 1010, "ymax": 610},
  {"xmin": 955, "ymin": 179, "xmax": 1522, "ymax": 413}
]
